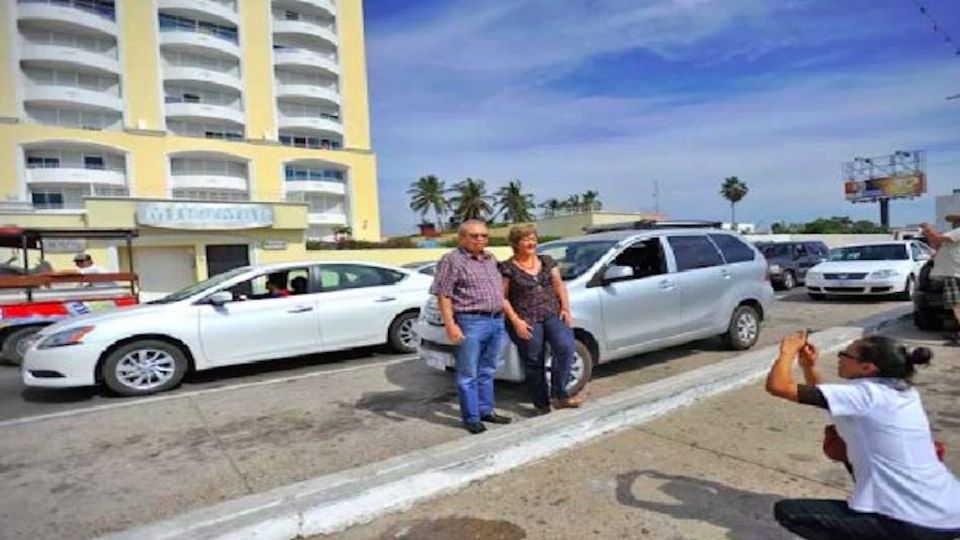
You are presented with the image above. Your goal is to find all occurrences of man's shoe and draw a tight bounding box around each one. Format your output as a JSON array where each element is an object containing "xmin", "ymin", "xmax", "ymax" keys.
[
  {"xmin": 553, "ymin": 394, "xmax": 585, "ymax": 409},
  {"xmin": 480, "ymin": 413, "xmax": 512, "ymax": 424},
  {"xmin": 463, "ymin": 421, "xmax": 486, "ymax": 434},
  {"xmin": 533, "ymin": 405, "xmax": 552, "ymax": 416}
]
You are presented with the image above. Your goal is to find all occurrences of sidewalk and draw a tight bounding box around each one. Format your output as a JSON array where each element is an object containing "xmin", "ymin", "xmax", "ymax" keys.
[{"xmin": 329, "ymin": 318, "xmax": 960, "ymax": 539}]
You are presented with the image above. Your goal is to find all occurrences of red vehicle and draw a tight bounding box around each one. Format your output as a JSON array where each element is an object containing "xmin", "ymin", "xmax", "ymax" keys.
[{"xmin": 0, "ymin": 227, "xmax": 139, "ymax": 365}]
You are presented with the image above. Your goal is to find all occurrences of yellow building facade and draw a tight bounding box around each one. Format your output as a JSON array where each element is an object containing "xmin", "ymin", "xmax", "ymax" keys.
[{"xmin": 0, "ymin": 0, "xmax": 379, "ymax": 296}]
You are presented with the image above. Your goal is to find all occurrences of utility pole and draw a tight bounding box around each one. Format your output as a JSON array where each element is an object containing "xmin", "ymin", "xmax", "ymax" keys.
[{"xmin": 653, "ymin": 180, "xmax": 660, "ymax": 215}]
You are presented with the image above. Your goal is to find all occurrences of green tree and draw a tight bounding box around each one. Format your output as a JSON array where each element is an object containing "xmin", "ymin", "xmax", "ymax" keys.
[
  {"xmin": 581, "ymin": 190, "xmax": 602, "ymax": 212},
  {"xmin": 450, "ymin": 178, "xmax": 494, "ymax": 222},
  {"xmin": 719, "ymin": 176, "xmax": 749, "ymax": 225},
  {"xmin": 406, "ymin": 174, "xmax": 449, "ymax": 230},
  {"xmin": 495, "ymin": 180, "xmax": 535, "ymax": 223},
  {"xmin": 539, "ymin": 198, "xmax": 562, "ymax": 217},
  {"xmin": 565, "ymin": 194, "xmax": 583, "ymax": 213}
]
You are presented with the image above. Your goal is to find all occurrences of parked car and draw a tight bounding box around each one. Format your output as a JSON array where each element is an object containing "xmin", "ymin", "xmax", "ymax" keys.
[
  {"xmin": 415, "ymin": 227, "xmax": 775, "ymax": 395},
  {"xmin": 22, "ymin": 262, "xmax": 432, "ymax": 396},
  {"xmin": 913, "ymin": 260, "xmax": 951, "ymax": 330},
  {"xmin": 401, "ymin": 261, "xmax": 438, "ymax": 276},
  {"xmin": 755, "ymin": 241, "xmax": 830, "ymax": 290},
  {"xmin": 804, "ymin": 241, "xmax": 932, "ymax": 301}
]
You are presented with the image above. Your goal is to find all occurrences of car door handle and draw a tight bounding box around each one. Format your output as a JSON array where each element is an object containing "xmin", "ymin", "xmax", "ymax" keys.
[
  {"xmin": 288, "ymin": 305, "xmax": 314, "ymax": 313},
  {"xmin": 375, "ymin": 296, "xmax": 397, "ymax": 302},
  {"xmin": 720, "ymin": 269, "xmax": 732, "ymax": 279},
  {"xmin": 658, "ymin": 279, "xmax": 675, "ymax": 290}
]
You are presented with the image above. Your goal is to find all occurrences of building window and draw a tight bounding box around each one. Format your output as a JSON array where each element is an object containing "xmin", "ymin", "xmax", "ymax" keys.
[
  {"xmin": 31, "ymin": 191, "xmax": 65, "ymax": 209},
  {"xmin": 158, "ymin": 13, "xmax": 238, "ymax": 43},
  {"xmin": 285, "ymin": 165, "xmax": 345, "ymax": 182},
  {"xmin": 26, "ymin": 156, "xmax": 59, "ymax": 168},
  {"xmin": 279, "ymin": 134, "xmax": 341, "ymax": 150},
  {"xmin": 84, "ymin": 155, "xmax": 105, "ymax": 169}
]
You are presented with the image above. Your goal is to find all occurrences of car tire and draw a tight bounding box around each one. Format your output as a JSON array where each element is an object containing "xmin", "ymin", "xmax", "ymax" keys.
[
  {"xmin": 101, "ymin": 340, "xmax": 188, "ymax": 396},
  {"xmin": 1, "ymin": 326, "xmax": 42, "ymax": 366},
  {"xmin": 388, "ymin": 311, "xmax": 420, "ymax": 354},
  {"xmin": 725, "ymin": 305, "xmax": 760, "ymax": 351},
  {"xmin": 913, "ymin": 310, "xmax": 942, "ymax": 331},
  {"xmin": 808, "ymin": 292, "xmax": 826, "ymax": 301},
  {"xmin": 897, "ymin": 276, "xmax": 915, "ymax": 301},
  {"xmin": 546, "ymin": 338, "xmax": 593, "ymax": 397},
  {"xmin": 780, "ymin": 271, "xmax": 796, "ymax": 290}
]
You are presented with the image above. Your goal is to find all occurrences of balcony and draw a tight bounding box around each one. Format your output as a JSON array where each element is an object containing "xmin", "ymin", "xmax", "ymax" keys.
[
  {"xmin": 277, "ymin": 114, "xmax": 342, "ymax": 135},
  {"xmin": 285, "ymin": 179, "xmax": 345, "ymax": 196},
  {"xmin": 20, "ymin": 43, "xmax": 120, "ymax": 75},
  {"xmin": 163, "ymin": 66, "xmax": 242, "ymax": 92},
  {"xmin": 160, "ymin": 30, "xmax": 240, "ymax": 59},
  {"xmin": 307, "ymin": 210, "xmax": 347, "ymax": 226},
  {"xmin": 273, "ymin": 48, "xmax": 339, "ymax": 75},
  {"xmin": 283, "ymin": 0, "xmax": 335, "ymax": 18},
  {"xmin": 26, "ymin": 167, "xmax": 126, "ymax": 188},
  {"xmin": 168, "ymin": 173, "xmax": 247, "ymax": 192},
  {"xmin": 158, "ymin": 0, "xmax": 238, "ymax": 26},
  {"xmin": 272, "ymin": 19, "xmax": 337, "ymax": 47},
  {"xmin": 165, "ymin": 102, "xmax": 245, "ymax": 125},
  {"xmin": 24, "ymin": 83, "xmax": 122, "ymax": 112},
  {"xmin": 18, "ymin": 1, "xmax": 118, "ymax": 36},
  {"xmin": 275, "ymin": 83, "xmax": 340, "ymax": 106}
]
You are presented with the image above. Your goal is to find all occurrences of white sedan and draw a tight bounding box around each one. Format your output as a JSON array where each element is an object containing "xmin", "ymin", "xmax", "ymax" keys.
[
  {"xmin": 22, "ymin": 261, "xmax": 432, "ymax": 396},
  {"xmin": 805, "ymin": 241, "xmax": 932, "ymax": 300}
]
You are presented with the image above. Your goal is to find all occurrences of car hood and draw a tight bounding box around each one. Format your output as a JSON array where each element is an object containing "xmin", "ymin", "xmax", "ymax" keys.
[
  {"xmin": 35, "ymin": 303, "xmax": 175, "ymax": 337},
  {"xmin": 811, "ymin": 261, "xmax": 912, "ymax": 273}
]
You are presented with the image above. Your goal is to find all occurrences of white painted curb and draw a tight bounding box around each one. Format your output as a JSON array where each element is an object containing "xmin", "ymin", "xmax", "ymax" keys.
[{"xmin": 97, "ymin": 307, "xmax": 909, "ymax": 540}]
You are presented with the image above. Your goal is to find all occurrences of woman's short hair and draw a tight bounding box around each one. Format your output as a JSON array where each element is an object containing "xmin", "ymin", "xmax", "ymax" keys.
[
  {"xmin": 508, "ymin": 224, "xmax": 538, "ymax": 247},
  {"xmin": 856, "ymin": 335, "xmax": 932, "ymax": 382}
]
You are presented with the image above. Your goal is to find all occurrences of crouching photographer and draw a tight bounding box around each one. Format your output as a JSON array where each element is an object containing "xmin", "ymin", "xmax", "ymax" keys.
[{"xmin": 765, "ymin": 331, "xmax": 960, "ymax": 539}]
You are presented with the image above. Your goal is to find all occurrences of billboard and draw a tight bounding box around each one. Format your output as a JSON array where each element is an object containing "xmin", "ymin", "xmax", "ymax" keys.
[{"xmin": 844, "ymin": 173, "xmax": 926, "ymax": 202}]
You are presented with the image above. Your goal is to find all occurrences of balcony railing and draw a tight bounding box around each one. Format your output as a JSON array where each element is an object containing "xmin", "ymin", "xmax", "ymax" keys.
[{"xmin": 19, "ymin": 0, "xmax": 116, "ymax": 21}]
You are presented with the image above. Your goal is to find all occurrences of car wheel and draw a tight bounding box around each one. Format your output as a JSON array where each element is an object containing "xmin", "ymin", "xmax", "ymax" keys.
[
  {"xmin": 388, "ymin": 311, "xmax": 420, "ymax": 354},
  {"xmin": 913, "ymin": 310, "xmax": 942, "ymax": 331},
  {"xmin": 1, "ymin": 326, "xmax": 42, "ymax": 366},
  {"xmin": 102, "ymin": 340, "xmax": 187, "ymax": 396},
  {"xmin": 780, "ymin": 271, "xmax": 796, "ymax": 290},
  {"xmin": 546, "ymin": 338, "xmax": 593, "ymax": 397},
  {"xmin": 897, "ymin": 276, "xmax": 915, "ymax": 301},
  {"xmin": 725, "ymin": 305, "xmax": 760, "ymax": 351},
  {"xmin": 808, "ymin": 292, "xmax": 826, "ymax": 301}
]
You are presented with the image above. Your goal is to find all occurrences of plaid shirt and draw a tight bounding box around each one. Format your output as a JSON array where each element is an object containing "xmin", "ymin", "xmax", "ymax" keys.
[{"xmin": 430, "ymin": 247, "xmax": 504, "ymax": 313}]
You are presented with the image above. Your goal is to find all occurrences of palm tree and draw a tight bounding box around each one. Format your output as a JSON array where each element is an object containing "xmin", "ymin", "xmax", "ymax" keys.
[
  {"xmin": 581, "ymin": 190, "xmax": 601, "ymax": 212},
  {"xmin": 449, "ymin": 178, "xmax": 494, "ymax": 222},
  {"xmin": 495, "ymin": 180, "xmax": 535, "ymax": 223},
  {"xmin": 539, "ymin": 198, "xmax": 562, "ymax": 217},
  {"xmin": 406, "ymin": 175, "xmax": 449, "ymax": 230},
  {"xmin": 565, "ymin": 194, "xmax": 583, "ymax": 214},
  {"xmin": 719, "ymin": 176, "xmax": 749, "ymax": 226}
]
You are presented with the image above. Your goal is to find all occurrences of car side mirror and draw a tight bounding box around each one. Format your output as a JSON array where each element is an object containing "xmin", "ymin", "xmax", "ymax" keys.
[
  {"xmin": 603, "ymin": 265, "xmax": 634, "ymax": 282},
  {"xmin": 207, "ymin": 291, "xmax": 234, "ymax": 306}
]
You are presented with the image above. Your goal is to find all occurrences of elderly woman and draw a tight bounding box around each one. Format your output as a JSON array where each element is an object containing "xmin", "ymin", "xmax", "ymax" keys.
[
  {"xmin": 766, "ymin": 332, "xmax": 960, "ymax": 539},
  {"xmin": 500, "ymin": 224, "xmax": 583, "ymax": 414}
]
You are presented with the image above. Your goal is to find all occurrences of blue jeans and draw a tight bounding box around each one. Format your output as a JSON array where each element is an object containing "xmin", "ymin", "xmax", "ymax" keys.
[
  {"xmin": 453, "ymin": 313, "xmax": 508, "ymax": 423},
  {"xmin": 507, "ymin": 315, "xmax": 575, "ymax": 408}
]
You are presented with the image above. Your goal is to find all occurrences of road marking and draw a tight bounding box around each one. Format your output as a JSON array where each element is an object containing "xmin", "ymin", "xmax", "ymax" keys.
[{"xmin": 0, "ymin": 354, "xmax": 417, "ymax": 429}]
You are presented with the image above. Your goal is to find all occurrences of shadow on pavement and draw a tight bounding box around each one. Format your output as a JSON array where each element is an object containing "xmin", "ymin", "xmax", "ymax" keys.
[{"xmin": 616, "ymin": 469, "xmax": 791, "ymax": 540}]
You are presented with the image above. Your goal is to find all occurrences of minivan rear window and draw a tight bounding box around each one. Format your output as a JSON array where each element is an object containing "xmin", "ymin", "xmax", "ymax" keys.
[
  {"xmin": 709, "ymin": 234, "xmax": 756, "ymax": 263},
  {"xmin": 668, "ymin": 235, "xmax": 724, "ymax": 271}
]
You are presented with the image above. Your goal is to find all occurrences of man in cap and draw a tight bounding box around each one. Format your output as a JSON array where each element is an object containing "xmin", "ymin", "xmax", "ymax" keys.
[
  {"xmin": 921, "ymin": 214, "xmax": 960, "ymax": 345},
  {"xmin": 72, "ymin": 253, "xmax": 114, "ymax": 288}
]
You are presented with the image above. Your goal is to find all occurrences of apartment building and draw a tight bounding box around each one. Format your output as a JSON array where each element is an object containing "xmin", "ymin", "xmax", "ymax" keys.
[{"xmin": 0, "ymin": 0, "xmax": 379, "ymax": 295}]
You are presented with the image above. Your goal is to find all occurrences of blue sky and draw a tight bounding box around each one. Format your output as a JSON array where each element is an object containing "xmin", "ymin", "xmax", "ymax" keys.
[{"xmin": 363, "ymin": 0, "xmax": 960, "ymax": 235}]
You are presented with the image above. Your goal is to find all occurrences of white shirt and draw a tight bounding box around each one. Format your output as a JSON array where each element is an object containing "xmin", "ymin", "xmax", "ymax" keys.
[
  {"xmin": 78, "ymin": 265, "xmax": 115, "ymax": 288},
  {"xmin": 819, "ymin": 379, "xmax": 960, "ymax": 529},
  {"xmin": 930, "ymin": 227, "xmax": 960, "ymax": 278}
]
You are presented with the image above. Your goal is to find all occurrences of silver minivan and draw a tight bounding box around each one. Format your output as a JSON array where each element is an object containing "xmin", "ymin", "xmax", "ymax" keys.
[{"xmin": 415, "ymin": 227, "xmax": 775, "ymax": 394}]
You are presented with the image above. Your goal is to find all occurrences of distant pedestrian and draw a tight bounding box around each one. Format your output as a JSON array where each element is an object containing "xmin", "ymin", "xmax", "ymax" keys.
[
  {"xmin": 501, "ymin": 224, "xmax": 583, "ymax": 415},
  {"xmin": 71, "ymin": 253, "xmax": 115, "ymax": 288},
  {"xmin": 921, "ymin": 215, "xmax": 960, "ymax": 346},
  {"xmin": 430, "ymin": 220, "xmax": 511, "ymax": 434},
  {"xmin": 766, "ymin": 331, "xmax": 960, "ymax": 539}
]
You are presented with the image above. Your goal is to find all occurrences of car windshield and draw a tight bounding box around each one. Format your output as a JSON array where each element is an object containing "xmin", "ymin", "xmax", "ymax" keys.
[
  {"xmin": 148, "ymin": 267, "xmax": 250, "ymax": 304},
  {"xmin": 537, "ymin": 240, "xmax": 617, "ymax": 280},
  {"xmin": 758, "ymin": 244, "xmax": 793, "ymax": 258},
  {"xmin": 828, "ymin": 244, "xmax": 908, "ymax": 262}
]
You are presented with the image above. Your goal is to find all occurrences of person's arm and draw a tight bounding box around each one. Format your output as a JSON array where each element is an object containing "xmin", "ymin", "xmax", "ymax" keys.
[
  {"xmin": 920, "ymin": 223, "xmax": 956, "ymax": 249},
  {"xmin": 501, "ymin": 277, "xmax": 532, "ymax": 339},
  {"xmin": 550, "ymin": 267, "xmax": 573, "ymax": 327},
  {"xmin": 430, "ymin": 256, "xmax": 464, "ymax": 344},
  {"xmin": 437, "ymin": 295, "xmax": 463, "ymax": 344},
  {"xmin": 765, "ymin": 332, "xmax": 807, "ymax": 401}
]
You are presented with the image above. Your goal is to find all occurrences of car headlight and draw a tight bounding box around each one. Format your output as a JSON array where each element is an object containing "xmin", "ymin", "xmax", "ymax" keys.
[
  {"xmin": 768, "ymin": 264, "xmax": 781, "ymax": 274},
  {"xmin": 806, "ymin": 272, "xmax": 822, "ymax": 280},
  {"xmin": 38, "ymin": 326, "xmax": 94, "ymax": 349},
  {"xmin": 869, "ymin": 269, "xmax": 901, "ymax": 279}
]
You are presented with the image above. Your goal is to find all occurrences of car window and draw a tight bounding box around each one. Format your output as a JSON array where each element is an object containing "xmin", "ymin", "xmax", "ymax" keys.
[
  {"xmin": 910, "ymin": 243, "xmax": 931, "ymax": 261},
  {"xmin": 227, "ymin": 268, "xmax": 310, "ymax": 300},
  {"xmin": 795, "ymin": 244, "xmax": 808, "ymax": 256},
  {"xmin": 708, "ymin": 234, "xmax": 756, "ymax": 264},
  {"xmin": 758, "ymin": 243, "xmax": 791, "ymax": 258},
  {"xmin": 610, "ymin": 238, "xmax": 667, "ymax": 280},
  {"xmin": 667, "ymin": 235, "xmax": 724, "ymax": 272},
  {"xmin": 809, "ymin": 243, "xmax": 829, "ymax": 256},
  {"xmin": 537, "ymin": 240, "xmax": 618, "ymax": 280},
  {"xmin": 319, "ymin": 264, "xmax": 404, "ymax": 292},
  {"xmin": 828, "ymin": 244, "xmax": 908, "ymax": 261}
]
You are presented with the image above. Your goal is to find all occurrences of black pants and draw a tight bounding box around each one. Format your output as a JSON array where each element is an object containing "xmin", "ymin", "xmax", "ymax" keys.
[{"xmin": 775, "ymin": 499, "xmax": 960, "ymax": 540}]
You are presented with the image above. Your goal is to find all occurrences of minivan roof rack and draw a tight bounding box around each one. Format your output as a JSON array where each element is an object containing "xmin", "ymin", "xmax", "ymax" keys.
[{"xmin": 583, "ymin": 220, "xmax": 723, "ymax": 234}]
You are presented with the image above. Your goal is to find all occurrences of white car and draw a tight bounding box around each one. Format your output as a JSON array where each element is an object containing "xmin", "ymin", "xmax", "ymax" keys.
[
  {"xmin": 805, "ymin": 241, "xmax": 932, "ymax": 300},
  {"xmin": 22, "ymin": 261, "xmax": 431, "ymax": 396}
]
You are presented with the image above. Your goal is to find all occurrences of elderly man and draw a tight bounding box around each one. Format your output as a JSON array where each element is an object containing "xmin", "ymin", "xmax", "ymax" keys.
[
  {"xmin": 922, "ymin": 214, "xmax": 960, "ymax": 345},
  {"xmin": 431, "ymin": 220, "xmax": 511, "ymax": 434}
]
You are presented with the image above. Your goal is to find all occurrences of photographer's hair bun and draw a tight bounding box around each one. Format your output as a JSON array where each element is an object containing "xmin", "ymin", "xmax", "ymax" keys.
[{"xmin": 908, "ymin": 346, "xmax": 932, "ymax": 366}]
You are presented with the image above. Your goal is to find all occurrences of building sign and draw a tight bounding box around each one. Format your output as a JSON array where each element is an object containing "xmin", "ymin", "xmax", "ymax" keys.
[
  {"xmin": 136, "ymin": 202, "xmax": 274, "ymax": 230},
  {"xmin": 261, "ymin": 239, "xmax": 288, "ymax": 250},
  {"xmin": 43, "ymin": 238, "xmax": 87, "ymax": 254},
  {"xmin": 844, "ymin": 173, "xmax": 927, "ymax": 203}
]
